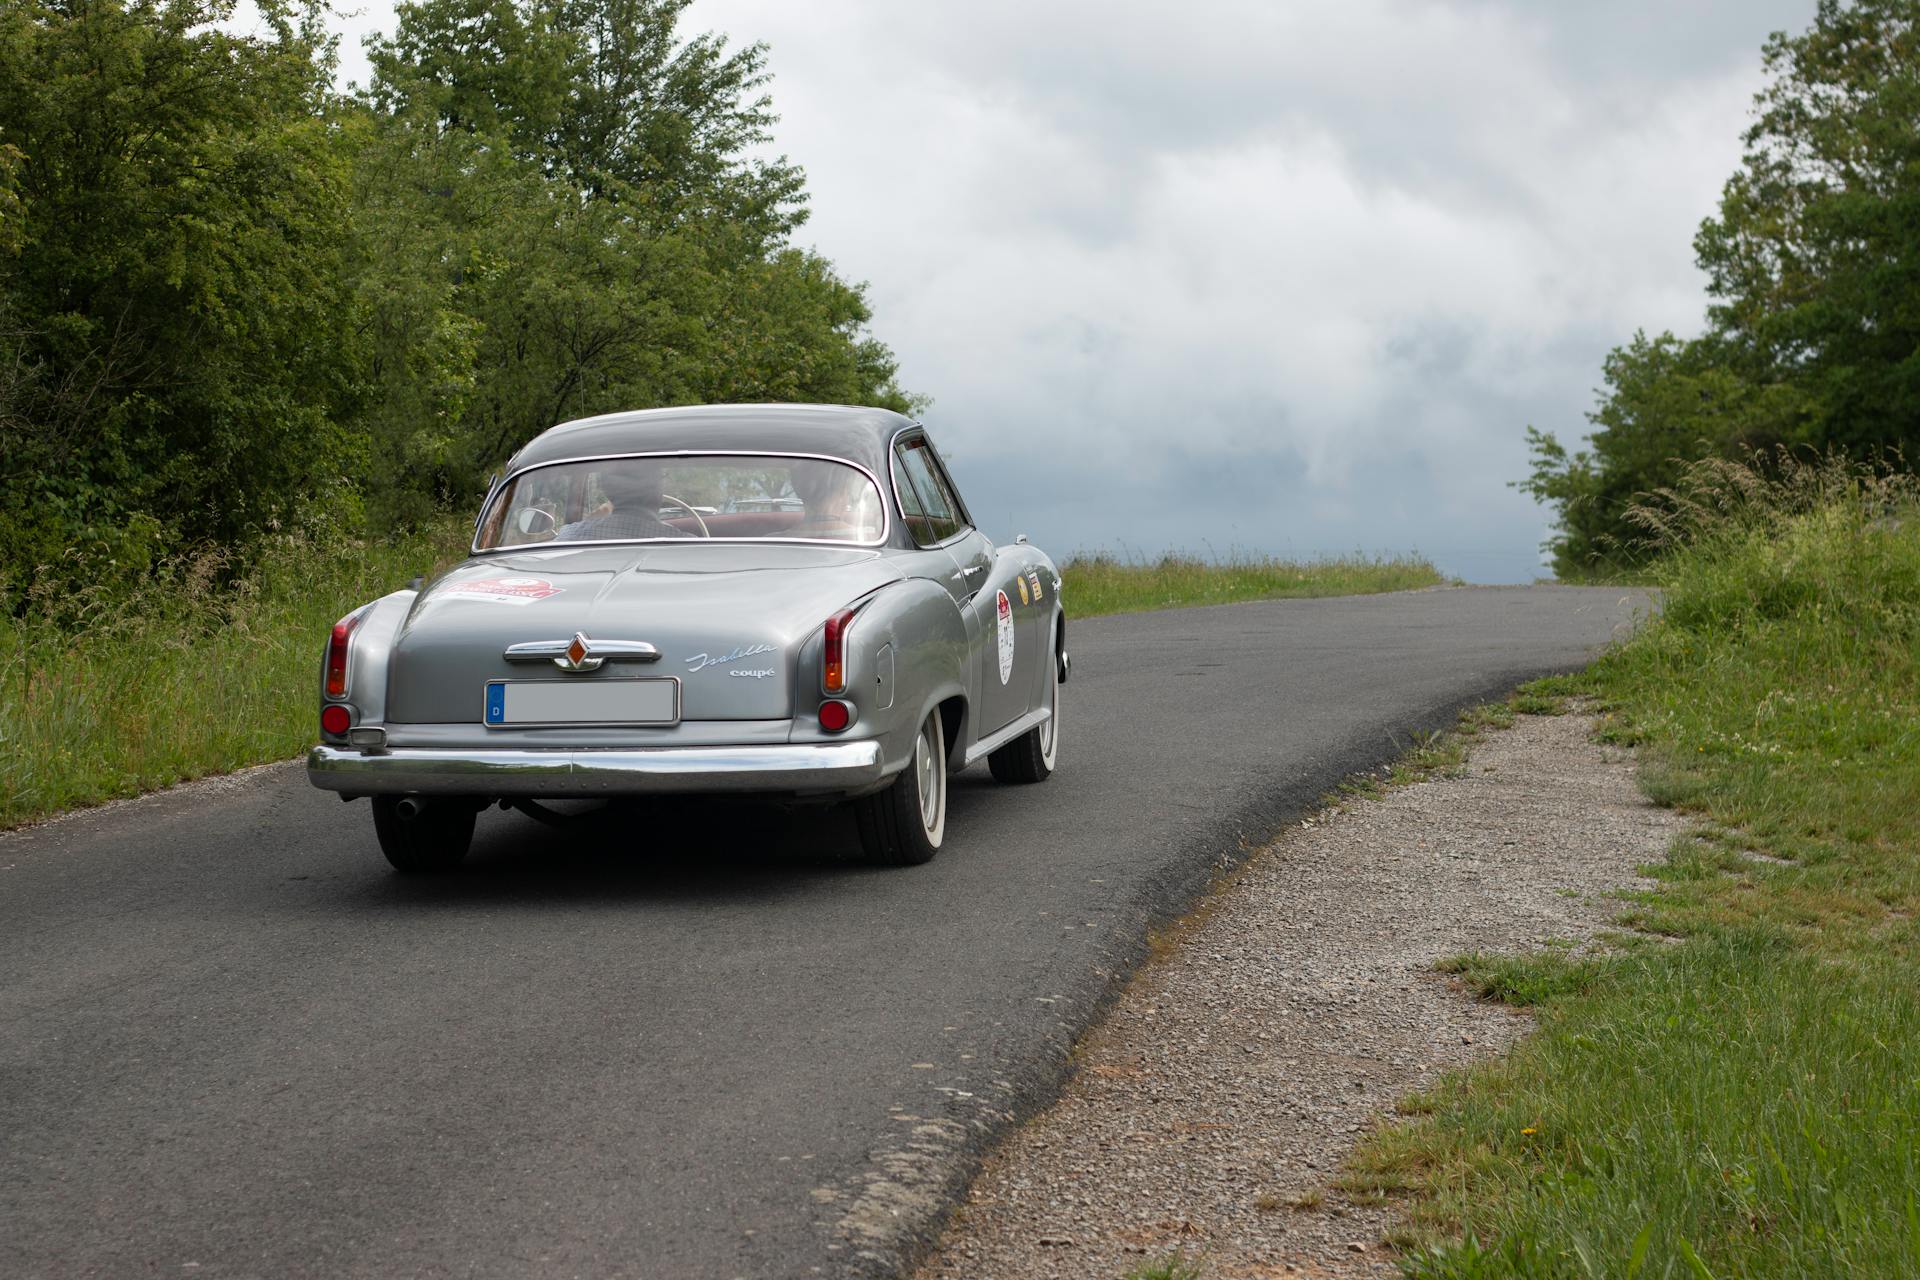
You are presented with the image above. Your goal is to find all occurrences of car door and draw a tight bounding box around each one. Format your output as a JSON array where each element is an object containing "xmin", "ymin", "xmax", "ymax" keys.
[{"xmin": 892, "ymin": 432, "xmax": 1028, "ymax": 738}]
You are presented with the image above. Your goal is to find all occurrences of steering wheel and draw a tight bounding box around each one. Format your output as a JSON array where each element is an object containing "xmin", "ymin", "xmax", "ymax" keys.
[{"xmin": 659, "ymin": 494, "xmax": 711, "ymax": 537}]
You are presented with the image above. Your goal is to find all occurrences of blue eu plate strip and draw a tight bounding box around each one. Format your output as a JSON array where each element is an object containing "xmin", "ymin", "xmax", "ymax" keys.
[{"xmin": 485, "ymin": 681, "xmax": 507, "ymax": 724}]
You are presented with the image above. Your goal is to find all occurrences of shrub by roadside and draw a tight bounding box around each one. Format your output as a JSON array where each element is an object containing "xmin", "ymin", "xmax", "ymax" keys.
[{"xmin": 1357, "ymin": 454, "xmax": 1920, "ymax": 1278}]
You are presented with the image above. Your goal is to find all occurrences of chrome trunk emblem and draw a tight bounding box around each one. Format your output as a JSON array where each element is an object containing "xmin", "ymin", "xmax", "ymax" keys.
[
  {"xmin": 557, "ymin": 632, "xmax": 601, "ymax": 672},
  {"xmin": 503, "ymin": 635, "xmax": 661, "ymax": 672}
]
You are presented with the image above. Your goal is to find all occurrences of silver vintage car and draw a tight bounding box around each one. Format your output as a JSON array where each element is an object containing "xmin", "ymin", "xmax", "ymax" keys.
[{"xmin": 308, "ymin": 405, "xmax": 1066, "ymax": 871}]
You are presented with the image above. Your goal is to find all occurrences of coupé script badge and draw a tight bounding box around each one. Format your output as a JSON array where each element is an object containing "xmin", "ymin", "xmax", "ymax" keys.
[{"xmin": 685, "ymin": 643, "xmax": 777, "ymax": 673}]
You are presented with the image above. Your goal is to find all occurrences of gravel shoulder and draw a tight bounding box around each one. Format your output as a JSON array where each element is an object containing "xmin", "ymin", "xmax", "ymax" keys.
[{"xmin": 915, "ymin": 709, "xmax": 1680, "ymax": 1279}]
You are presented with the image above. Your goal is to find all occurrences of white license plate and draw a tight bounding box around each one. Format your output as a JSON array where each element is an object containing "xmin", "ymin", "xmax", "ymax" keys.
[{"xmin": 484, "ymin": 679, "xmax": 680, "ymax": 727}]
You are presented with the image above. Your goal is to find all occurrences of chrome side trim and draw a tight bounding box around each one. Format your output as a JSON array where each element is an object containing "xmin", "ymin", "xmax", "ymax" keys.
[
  {"xmin": 307, "ymin": 741, "xmax": 889, "ymax": 797},
  {"xmin": 961, "ymin": 705, "xmax": 1052, "ymax": 767}
]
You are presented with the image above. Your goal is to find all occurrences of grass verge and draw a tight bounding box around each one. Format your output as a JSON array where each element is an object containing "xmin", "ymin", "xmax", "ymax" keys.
[
  {"xmin": 0, "ymin": 523, "xmax": 464, "ymax": 829},
  {"xmin": 1346, "ymin": 454, "xmax": 1920, "ymax": 1278},
  {"xmin": 1062, "ymin": 552, "xmax": 1445, "ymax": 618}
]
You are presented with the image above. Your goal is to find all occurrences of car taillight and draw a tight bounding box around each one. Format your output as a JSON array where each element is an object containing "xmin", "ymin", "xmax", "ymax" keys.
[
  {"xmin": 818, "ymin": 699, "xmax": 852, "ymax": 733},
  {"xmin": 822, "ymin": 607, "xmax": 856, "ymax": 694},
  {"xmin": 325, "ymin": 609, "xmax": 365, "ymax": 699},
  {"xmin": 320, "ymin": 704, "xmax": 352, "ymax": 736}
]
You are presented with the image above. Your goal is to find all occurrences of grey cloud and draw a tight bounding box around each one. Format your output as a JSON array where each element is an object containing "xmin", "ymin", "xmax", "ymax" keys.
[{"xmin": 1468, "ymin": 0, "xmax": 1820, "ymax": 83}]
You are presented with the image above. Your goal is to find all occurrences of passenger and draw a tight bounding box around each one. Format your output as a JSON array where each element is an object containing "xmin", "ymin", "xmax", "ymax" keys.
[
  {"xmin": 788, "ymin": 463, "xmax": 880, "ymax": 540},
  {"xmin": 552, "ymin": 465, "xmax": 682, "ymax": 541}
]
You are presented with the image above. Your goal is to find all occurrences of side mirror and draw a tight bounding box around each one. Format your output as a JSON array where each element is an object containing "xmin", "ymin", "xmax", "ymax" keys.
[{"xmin": 516, "ymin": 507, "xmax": 556, "ymax": 536}]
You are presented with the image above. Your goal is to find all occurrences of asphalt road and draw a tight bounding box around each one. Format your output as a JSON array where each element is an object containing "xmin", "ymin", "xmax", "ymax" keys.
[{"xmin": 1, "ymin": 586, "xmax": 1646, "ymax": 1279}]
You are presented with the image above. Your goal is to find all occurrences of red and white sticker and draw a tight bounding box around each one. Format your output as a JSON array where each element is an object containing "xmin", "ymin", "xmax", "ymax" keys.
[
  {"xmin": 441, "ymin": 575, "xmax": 561, "ymax": 606},
  {"xmin": 996, "ymin": 588, "xmax": 1015, "ymax": 686}
]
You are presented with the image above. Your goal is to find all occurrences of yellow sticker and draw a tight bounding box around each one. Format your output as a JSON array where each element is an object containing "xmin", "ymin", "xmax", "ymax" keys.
[{"xmin": 1016, "ymin": 575, "xmax": 1030, "ymax": 605}]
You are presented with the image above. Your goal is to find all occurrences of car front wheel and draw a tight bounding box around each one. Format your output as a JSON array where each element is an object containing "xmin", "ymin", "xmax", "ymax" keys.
[
  {"xmin": 372, "ymin": 795, "xmax": 477, "ymax": 874},
  {"xmin": 854, "ymin": 706, "xmax": 947, "ymax": 865}
]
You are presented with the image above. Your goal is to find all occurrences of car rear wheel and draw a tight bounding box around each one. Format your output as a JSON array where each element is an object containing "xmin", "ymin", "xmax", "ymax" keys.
[
  {"xmin": 988, "ymin": 625, "xmax": 1060, "ymax": 785},
  {"xmin": 854, "ymin": 706, "xmax": 947, "ymax": 865},
  {"xmin": 372, "ymin": 795, "xmax": 476, "ymax": 873}
]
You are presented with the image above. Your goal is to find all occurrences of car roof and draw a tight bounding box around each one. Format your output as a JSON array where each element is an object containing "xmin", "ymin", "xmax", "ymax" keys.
[{"xmin": 506, "ymin": 404, "xmax": 918, "ymax": 479}]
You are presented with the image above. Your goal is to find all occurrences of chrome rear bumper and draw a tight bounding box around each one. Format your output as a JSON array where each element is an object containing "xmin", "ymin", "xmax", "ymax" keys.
[{"xmin": 307, "ymin": 741, "xmax": 890, "ymax": 797}]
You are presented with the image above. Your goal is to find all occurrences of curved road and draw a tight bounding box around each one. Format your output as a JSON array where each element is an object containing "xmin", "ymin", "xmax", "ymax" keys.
[{"xmin": 1, "ymin": 586, "xmax": 1644, "ymax": 1278}]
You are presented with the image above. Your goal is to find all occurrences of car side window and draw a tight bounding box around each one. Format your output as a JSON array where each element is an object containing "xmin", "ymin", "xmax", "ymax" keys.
[
  {"xmin": 894, "ymin": 437, "xmax": 964, "ymax": 546},
  {"xmin": 892, "ymin": 452, "xmax": 935, "ymax": 546},
  {"xmin": 918, "ymin": 440, "xmax": 973, "ymax": 531}
]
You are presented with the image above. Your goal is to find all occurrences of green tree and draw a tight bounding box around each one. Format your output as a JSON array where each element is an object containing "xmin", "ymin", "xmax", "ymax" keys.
[
  {"xmin": 1524, "ymin": 0, "xmax": 1919, "ymax": 577},
  {"xmin": 551, "ymin": 0, "xmax": 806, "ymax": 240},
  {"xmin": 341, "ymin": 110, "xmax": 504, "ymax": 528},
  {"xmin": 365, "ymin": 0, "xmax": 576, "ymax": 154},
  {"xmin": 0, "ymin": 0, "xmax": 360, "ymax": 583},
  {"xmin": 340, "ymin": 111, "xmax": 913, "ymax": 519},
  {"xmin": 0, "ymin": 0, "xmax": 916, "ymax": 585},
  {"xmin": 1695, "ymin": 0, "xmax": 1920, "ymax": 452},
  {"xmin": 1520, "ymin": 333, "xmax": 1817, "ymax": 576},
  {"xmin": 367, "ymin": 0, "xmax": 803, "ymax": 242},
  {"xmin": 350, "ymin": 0, "xmax": 914, "ymax": 517},
  {"xmin": 0, "ymin": 139, "xmax": 23, "ymax": 255}
]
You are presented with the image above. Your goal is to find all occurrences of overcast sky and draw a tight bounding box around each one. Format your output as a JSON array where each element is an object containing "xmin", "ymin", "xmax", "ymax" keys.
[{"xmin": 328, "ymin": 0, "xmax": 1817, "ymax": 581}]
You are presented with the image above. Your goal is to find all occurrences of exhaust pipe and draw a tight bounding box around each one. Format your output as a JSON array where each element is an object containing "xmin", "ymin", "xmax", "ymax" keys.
[{"xmin": 395, "ymin": 796, "xmax": 426, "ymax": 821}]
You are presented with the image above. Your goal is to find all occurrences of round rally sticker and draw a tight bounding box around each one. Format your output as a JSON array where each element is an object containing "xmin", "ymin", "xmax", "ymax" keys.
[{"xmin": 995, "ymin": 588, "xmax": 1015, "ymax": 685}]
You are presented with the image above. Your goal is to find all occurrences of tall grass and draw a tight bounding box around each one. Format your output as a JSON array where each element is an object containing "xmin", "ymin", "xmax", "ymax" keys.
[
  {"xmin": 1352, "ymin": 452, "xmax": 1920, "ymax": 1278},
  {"xmin": 0, "ymin": 523, "xmax": 464, "ymax": 828},
  {"xmin": 1064, "ymin": 552, "xmax": 1445, "ymax": 618}
]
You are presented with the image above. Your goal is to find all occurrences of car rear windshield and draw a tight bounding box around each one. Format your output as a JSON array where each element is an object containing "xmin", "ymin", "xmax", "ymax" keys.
[{"xmin": 474, "ymin": 455, "xmax": 887, "ymax": 549}]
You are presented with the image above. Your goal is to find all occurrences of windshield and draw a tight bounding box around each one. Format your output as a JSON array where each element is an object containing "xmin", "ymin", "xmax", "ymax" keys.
[{"xmin": 475, "ymin": 454, "xmax": 887, "ymax": 549}]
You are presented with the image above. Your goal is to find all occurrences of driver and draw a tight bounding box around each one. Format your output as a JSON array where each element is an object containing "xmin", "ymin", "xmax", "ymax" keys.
[{"xmin": 552, "ymin": 463, "xmax": 682, "ymax": 541}]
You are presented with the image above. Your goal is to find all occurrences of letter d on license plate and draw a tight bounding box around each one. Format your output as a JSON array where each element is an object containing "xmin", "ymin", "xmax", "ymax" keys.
[{"xmin": 484, "ymin": 679, "xmax": 680, "ymax": 726}]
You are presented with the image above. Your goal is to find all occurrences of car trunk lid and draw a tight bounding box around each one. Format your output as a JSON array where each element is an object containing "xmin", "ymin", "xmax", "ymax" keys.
[{"xmin": 384, "ymin": 545, "xmax": 903, "ymax": 723}]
